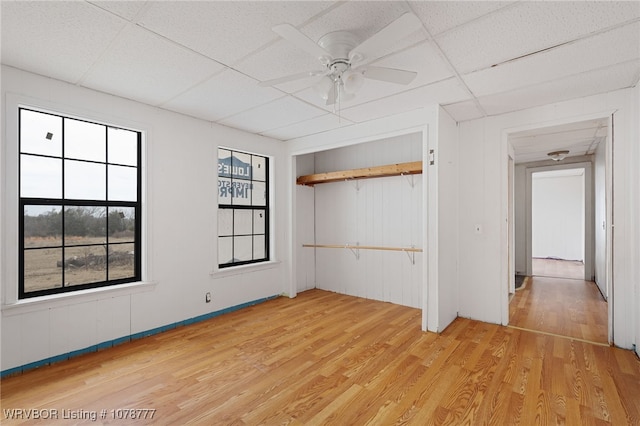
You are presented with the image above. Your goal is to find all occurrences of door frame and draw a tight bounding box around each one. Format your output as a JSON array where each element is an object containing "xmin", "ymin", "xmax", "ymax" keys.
[
  {"xmin": 501, "ymin": 112, "xmax": 614, "ymax": 346},
  {"xmin": 525, "ymin": 162, "xmax": 593, "ymax": 280}
]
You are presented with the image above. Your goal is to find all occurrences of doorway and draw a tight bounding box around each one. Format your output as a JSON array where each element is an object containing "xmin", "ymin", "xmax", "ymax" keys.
[
  {"xmin": 531, "ymin": 168, "xmax": 585, "ymax": 280},
  {"xmin": 525, "ymin": 162, "xmax": 594, "ymax": 282},
  {"xmin": 506, "ymin": 116, "xmax": 611, "ymax": 344}
]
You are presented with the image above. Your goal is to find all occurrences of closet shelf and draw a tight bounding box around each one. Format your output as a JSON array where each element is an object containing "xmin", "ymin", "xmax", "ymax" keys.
[{"xmin": 296, "ymin": 161, "xmax": 422, "ymax": 186}]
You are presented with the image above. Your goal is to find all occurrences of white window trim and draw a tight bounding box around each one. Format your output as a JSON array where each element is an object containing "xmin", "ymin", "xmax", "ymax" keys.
[
  {"xmin": 2, "ymin": 93, "xmax": 152, "ymax": 306},
  {"xmin": 1, "ymin": 280, "xmax": 157, "ymax": 316},
  {"xmin": 215, "ymin": 147, "xmax": 274, "ymax": 270},
  {"xmin": 209, "ymin": 260, "xmax": 281, "ymax": 279}
]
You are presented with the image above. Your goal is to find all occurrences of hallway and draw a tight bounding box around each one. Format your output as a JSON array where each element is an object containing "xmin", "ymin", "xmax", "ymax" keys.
[{"xmin": 509, "ymin": 274, "xmax": 608, "ymax": 345}]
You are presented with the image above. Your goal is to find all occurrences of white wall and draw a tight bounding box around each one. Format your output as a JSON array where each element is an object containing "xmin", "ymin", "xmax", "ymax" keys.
[
  {"xmin": 1, "ymin": 66, "xmax": 290, "ymax": 372},
  {"xmin": 435, "ymin": 109, "xmax": 459, "ymax": 331},
  {"xmin": 632, "ymin": 83, "xmax": 640, "ymax": 358},
  {"xmin": 514, "ymin": 165, "xmax": 527, "ymax": 274},
  {"xmin": 458, "ymin": 88, "xmax": 639, "ymax": 350},
  {"xmin": 293, "ymin": 154, "xmax": 315, "ymax": 293},
  {"xmin": 594, "ymin": 141, "xmax": 607, "ymax": 296},
  {"xmin": 310, "ymin": 134, "xmax": 423, "ymax": 309},
  {"xmin": 457, "ymin": 118, "xmax": 504, "ymax": 323},
  {"xmin": 532, "ymin": 171, "xmax": 584, "ymax": 261}
]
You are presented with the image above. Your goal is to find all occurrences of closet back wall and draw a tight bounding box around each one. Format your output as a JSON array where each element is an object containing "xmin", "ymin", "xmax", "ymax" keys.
[{"xmin": 310, "ymin": 134, "xmax": 422, "ymax": 308}]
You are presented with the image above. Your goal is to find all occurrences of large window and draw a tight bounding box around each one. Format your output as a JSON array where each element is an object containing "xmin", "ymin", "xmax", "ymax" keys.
[
  {"xmin": 217, "ymin": 148, "xmax": 269, "ymax": 268},
  {"xmin": 19, "ymin": 108, "xmax": 141, "ymax": 298}
]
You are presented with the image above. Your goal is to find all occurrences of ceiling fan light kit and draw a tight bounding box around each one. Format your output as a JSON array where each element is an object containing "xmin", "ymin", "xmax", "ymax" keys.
[
  {"xmin": 547, "ymin": 150, "xmax": 570, "ymax": 161},
  {"xmin": 261, "ymin": 13, "xmax": 422, "ymax": 107},
  {"xmin": 342, "ymin": 70, "xmax": 365, "ymax": 94}
]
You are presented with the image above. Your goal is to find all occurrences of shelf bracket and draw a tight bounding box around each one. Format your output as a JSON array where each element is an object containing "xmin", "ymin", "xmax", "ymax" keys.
[
  {"xmin": 401, "ymin": 172, "xmax": 415, "ymax": 188},
  {"xmin": 345, "ymin": 242, "xmax": 360, "ymax": 260},
  {"xmin": 403, "ymin": 246, "xmax": 416, "ymax": 265},
  {"xmin": 346, "ymin": 178, "xmax": 361, "ymax": 192}
]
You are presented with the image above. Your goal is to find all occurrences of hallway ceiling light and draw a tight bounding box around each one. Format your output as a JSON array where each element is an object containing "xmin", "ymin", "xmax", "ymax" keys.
[{"xmin": 547, "ymin": 150, "xmax": 569, "ymax": 161}]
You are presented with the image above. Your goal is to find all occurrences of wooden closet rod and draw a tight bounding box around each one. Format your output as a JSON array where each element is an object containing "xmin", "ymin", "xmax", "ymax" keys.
[{"xmin": 302, "ymin": 244, "xmax": 422, "ymax": 253}]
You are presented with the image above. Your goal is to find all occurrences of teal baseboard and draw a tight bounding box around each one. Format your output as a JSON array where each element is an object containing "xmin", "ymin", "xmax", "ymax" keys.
[{"xmin": 1, "ymin": 294, "xmax": 279, "ymax": 378}]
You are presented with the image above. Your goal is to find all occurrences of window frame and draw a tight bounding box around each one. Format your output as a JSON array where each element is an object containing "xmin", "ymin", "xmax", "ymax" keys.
[
  {"xmin": 18, "ymin": 107, "xmax": 142, "ymax": 299},
  {"xmin": 217, "ymin": 148, "xmax": 270, "ymax": 269}
]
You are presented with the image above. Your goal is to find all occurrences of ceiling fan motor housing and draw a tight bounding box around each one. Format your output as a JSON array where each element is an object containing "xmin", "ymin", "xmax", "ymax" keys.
[{"xmin": 318, "ymin": 31, "xmax": 360, "ymax": 66}]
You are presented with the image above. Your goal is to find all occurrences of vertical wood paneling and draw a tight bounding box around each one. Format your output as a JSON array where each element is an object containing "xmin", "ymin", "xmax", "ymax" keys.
[
  {"xmin": 310, "ymin": 134, "xmax": 422, "ymax": 308},
  {"xmin": 1, "ymin": 315, "xmax": 23, "ymax": 369},
  {"xmin": 295, "ymin": 184, "xmax": 316, "ymax": 292},
  {"xmin": 21, "ymin": 310, "xmax": 50, "ymax": 365},
  {"xmin": 95, "ymin": 295, "xmax": 131, "ymax": 344}
]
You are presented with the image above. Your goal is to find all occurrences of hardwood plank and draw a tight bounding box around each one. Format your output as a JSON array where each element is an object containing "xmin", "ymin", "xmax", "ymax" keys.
[{"xmin": 2, "ymin": 289, "xmax": 638, "ymax": 425}]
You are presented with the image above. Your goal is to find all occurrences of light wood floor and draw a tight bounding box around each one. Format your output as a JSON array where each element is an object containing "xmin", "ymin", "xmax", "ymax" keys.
[
  {"xmin": 510, "ymin": 275, "xmax": 608, "ymax": 344},
  {"xmin": 2, "ymin": 289, "xmax": 639, "ymax": 425},
  {"xmin": 532, "ymin": 257, "xmax": 584, "ymax": 280}
]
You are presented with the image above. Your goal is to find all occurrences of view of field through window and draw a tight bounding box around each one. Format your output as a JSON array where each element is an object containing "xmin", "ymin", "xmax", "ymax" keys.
[
  {"xmin": 23, "ymin": 206, "xmax": 136, "ymax": 292},
  {"xmin": 19, "ymin": 108, "xmax": 141, "ymax": 297}
]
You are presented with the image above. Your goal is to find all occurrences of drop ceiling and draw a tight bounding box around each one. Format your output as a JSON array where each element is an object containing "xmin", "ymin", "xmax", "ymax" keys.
[
  {"xmin": 509, "ymin": 118, "xmax": 609, "ymax": 164},
  {"xmin": 2, "ymin": 1, "xmax": 639, "ymax": 142}
]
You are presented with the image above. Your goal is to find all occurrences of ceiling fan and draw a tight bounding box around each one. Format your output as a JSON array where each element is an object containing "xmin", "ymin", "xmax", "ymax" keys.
[{"xmin": 258, "ymin": 13, "xmax": 423, "ymax": 106}]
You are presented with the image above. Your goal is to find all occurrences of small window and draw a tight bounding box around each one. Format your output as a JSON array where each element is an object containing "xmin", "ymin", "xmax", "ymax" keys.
[
  {"xmin": 217, "ymin": 148, "xmax": 269, "ymax": 268},
  {"xmin": 19, "ymin": 108, "xmax": 141, "ymax": 298}
]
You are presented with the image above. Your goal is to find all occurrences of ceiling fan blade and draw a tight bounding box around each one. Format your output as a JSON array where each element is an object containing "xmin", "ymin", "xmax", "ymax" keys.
[
  {"xmin": 272, "ymin": 23, "xmax": 332, "ymax": 60},
  {"xmin": 349, "ymin": 13, "xmax": 422, "ymax": 65},
  {"xmin": 362, "ymin": 66, "xmax": 417, "ymax": 85},
  {"xmin": 258, "ymin": 70, "xmax": 324, "ymax": 87}
]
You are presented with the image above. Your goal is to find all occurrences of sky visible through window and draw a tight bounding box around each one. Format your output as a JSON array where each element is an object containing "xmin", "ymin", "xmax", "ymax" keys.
[{"xmin": 21, "ymin": 109, "xmax": 137, "ymax": 213}]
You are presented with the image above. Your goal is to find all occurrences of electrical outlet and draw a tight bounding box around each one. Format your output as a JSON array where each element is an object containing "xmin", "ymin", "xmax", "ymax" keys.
[{"xmin": 205, "ymin": 292, "xmax": 211, "ymax": 303}]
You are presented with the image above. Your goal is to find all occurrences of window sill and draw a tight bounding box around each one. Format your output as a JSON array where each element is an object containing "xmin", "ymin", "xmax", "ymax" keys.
[
  {"xmin": 209, "ymin": 260, "xmax": 281, "ymax": 279},
  {"xmin": 1, "ymin": 281, "xmax": 157, "ymax": 316}
]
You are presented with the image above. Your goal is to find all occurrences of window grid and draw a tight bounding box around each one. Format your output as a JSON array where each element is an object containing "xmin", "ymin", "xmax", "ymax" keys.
[
  {"xmin": 218, "ymin": 148, "xmax": 269, "ymax": 268},
  {"xmin": 18, "ymin": 107, "xmax": 141, "ymax": 299}
]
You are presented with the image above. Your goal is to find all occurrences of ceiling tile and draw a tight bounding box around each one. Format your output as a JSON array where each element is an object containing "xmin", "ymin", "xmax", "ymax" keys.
[
  {"xmin": 219, "ymin": 96, "xmax": 326, "ymax": 134},
  {"xmin": 479, "ymin": 59, "xmax": 640, "ymax": 116},
  {"xmin": 513, "ymin": 138, "xmax": 594, "ymax": 155},
  {"xmin": 81, "ymin": 24, "xmax": 225, "ymax": 107},
  {"xmin": 371, "ymin": 41, "xmax": 455, "ymax": 87},
  {"xmin": 522, "ymin": 143, "xmax": 595, "ymax": 158},
  {"xmin": 261, "ymin": 113, "xmax": 355, "ymax": 141},
  {"xmin": 511, "ymin": 118, "xmax": 607, "ymax": 139},
  {"xmin": 410, "ymin": 1, "xmax": 515, "ymax": 36},
  {"xmin": 463, "ymin": 21, "xmax": 640, "ymax": 97},
  {"xmin": 89, "ymin": 1, "xmax": 147, "ymax": 21},
  {"xmin": 509, "ymin": 117, "xmax": 608, "ymax": 162},
  {"xmin": 301, "ymin": 1, "xmax": 424, "ymax": 55},
  {"xmin": 0, "ymin": 1, "xmax": 125, "ymax": 84},
  {"xmin": 442, "ymin": 100, "xmax": 485, "ymax": 122},
  {"xmin": 340, "ymin": 78, "xmax": 471, "ymax": 123},
  {"xmin": 163, "ymin": 69, "xmax": 283, "ymax": 122},
  {"xmin": 437, "ymin": 1, "xmax": 640, "ymax": 74},
  {"xmin": 233, "ymin": 38, "xmax": 327, "ymax": 90},
  {"xmin": 137, "ymin": 1, "xmax": 334, "ymax": 66}
]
